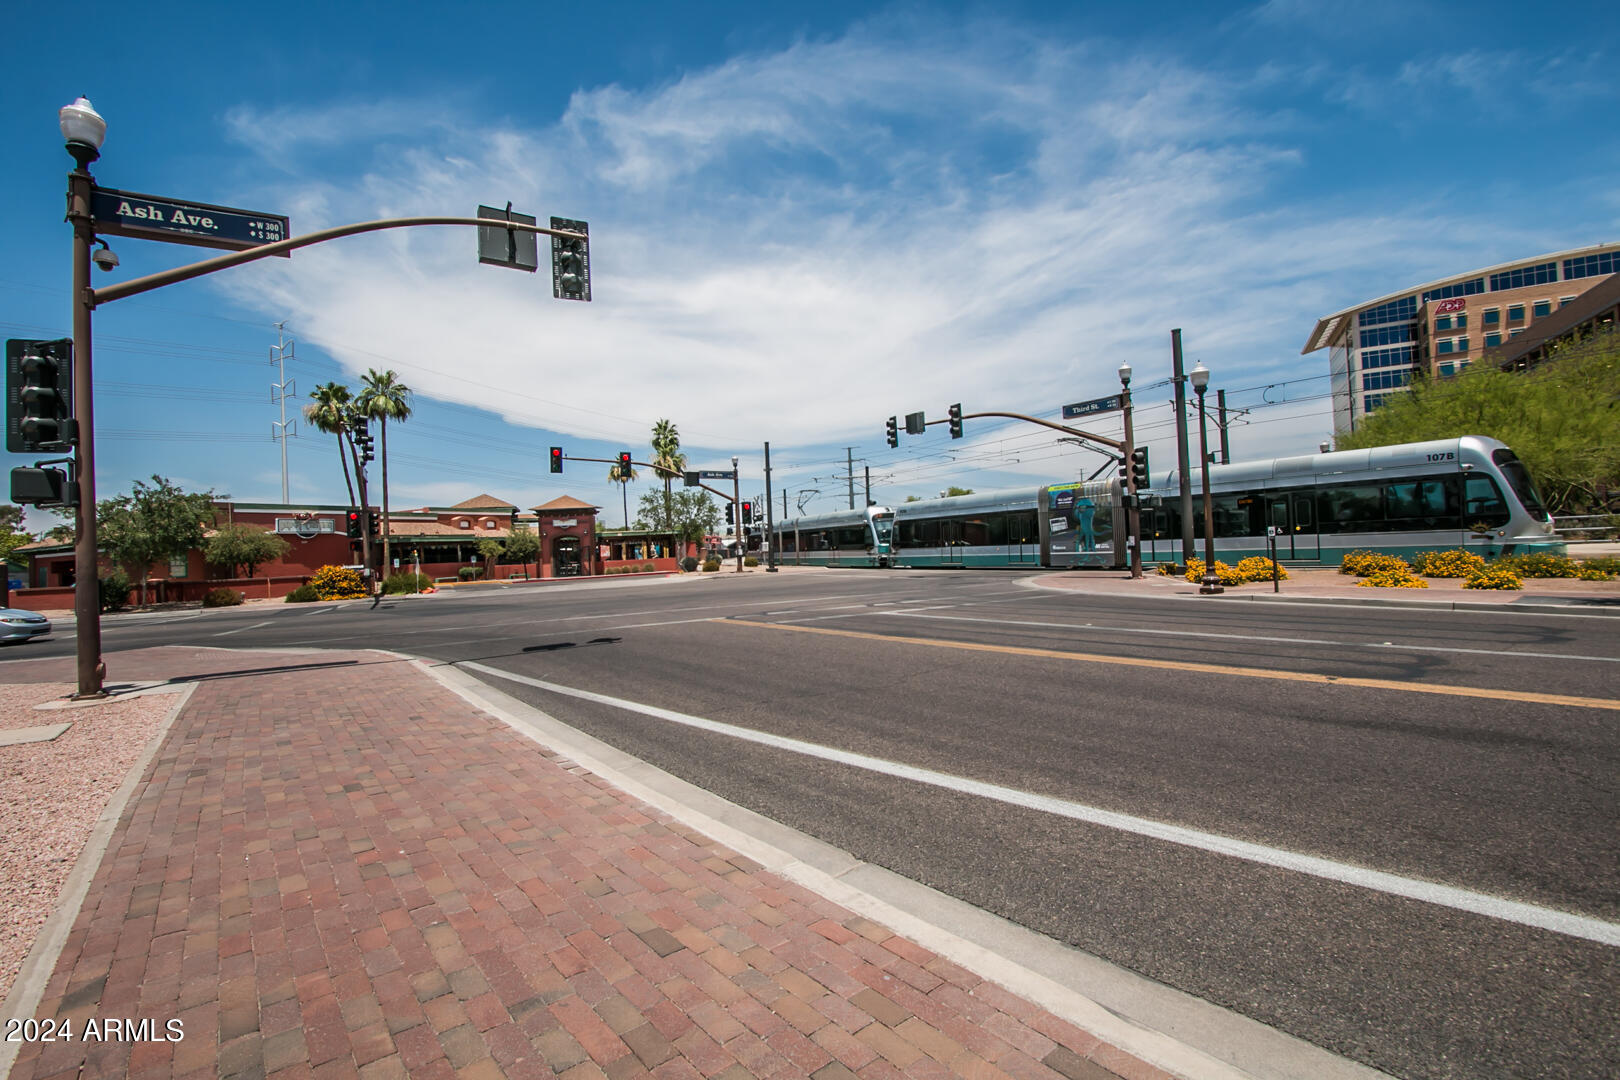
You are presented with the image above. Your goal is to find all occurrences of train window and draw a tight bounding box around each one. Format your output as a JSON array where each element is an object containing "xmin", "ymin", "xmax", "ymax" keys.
[
  {"xmin": 1212, "ymin": 495, "xmax": 1256, "ymax": 538},
  {"xmin": 1318, "ymin": 485, "xmax": 1387, "ymax": 532},
  {"xmin": 898, "ymin": 518, "xmax": 939, "ymax": 548},
  {"xmin": 1463, "ymin": 475, "xmax": 1511, "ymax": 528},
  {"xmin": 1384, "ymin": 479, "xmax": 1459, "ymax": 529},
  {"xmin": 1490, "ymin": 449, "xmax": 1548, "ymax": 519}
]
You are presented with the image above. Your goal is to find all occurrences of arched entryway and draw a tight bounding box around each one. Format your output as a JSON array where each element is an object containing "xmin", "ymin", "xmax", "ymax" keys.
[{"xmin": 553, "ymin": 536, "xmax": 581, "ymax": 577}]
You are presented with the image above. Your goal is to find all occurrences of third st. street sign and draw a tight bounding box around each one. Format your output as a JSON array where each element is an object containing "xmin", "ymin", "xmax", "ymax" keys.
[
  {"xmin": 91, "ymin": 187, "xmax": 290, "ymax": 254},
  {"xmin": 1062, "ymin": 393, "xmax": 1123, "ymax": 420}
]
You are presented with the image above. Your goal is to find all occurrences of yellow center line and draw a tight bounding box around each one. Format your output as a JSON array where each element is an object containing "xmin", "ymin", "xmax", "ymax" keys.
[{"xmin": 724, "ymin": 618, "xmax": 1620, "ymax": 712}]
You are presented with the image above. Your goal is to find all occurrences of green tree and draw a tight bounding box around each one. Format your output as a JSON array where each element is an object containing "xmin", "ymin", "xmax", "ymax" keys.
[
  {"xmin": 649, "ymin": 419, "xmax": 687, "ymax": 530},
  {"xmin": 473, "ymin": 537, "xmax": 505, "ymax": 578},
  {"xmin": 634, "ymin": 489, "xmax": 719, "ymax": 546},
  {"xmin": 356, "ymin": 369, "xmax": 414, "ymax": 578},
  {"xmin": 1338, "ymin": 326, "xmax": 1620, "ymax": 514},
  {"xmin": 608, "ymin": 458, "xmax": 638, "ymax": 528},
  {"xmin": 504, "ymin": 524, "xmax": 541, "ymax": 578},
  {"xmin": 204, "ymin": 523, "xmax": 291, "ymax": 578},
  {"xmin": 46, "ymin": 523, "xmax": 75, "ymax": 543},
  {"xmin": 303, "ymin": 382, "xmax": 357, "ymax": 506},
  {"xmin": 97, "ymin": 476, "xmax": 218, "ymax": 605},
  {"xmin": 0, "ymin": 505, "xmax": 23, "ymax": 534}
]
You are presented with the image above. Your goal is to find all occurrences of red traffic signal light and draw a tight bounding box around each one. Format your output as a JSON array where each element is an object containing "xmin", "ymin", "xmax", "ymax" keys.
[
  {"xmin": 618, "ymin": 451, "xmax": 632, "ymax": 471},
  {"xmin": 549, "ymin": 446, "xmax": 563, "ymax": 474},
  {"xmin": 345, "ymin": 510, "xmax": 363, "ymax": 539},
  {"xmin": 741, "ymin": 501, "xmax": 753, "ymax": 524}
]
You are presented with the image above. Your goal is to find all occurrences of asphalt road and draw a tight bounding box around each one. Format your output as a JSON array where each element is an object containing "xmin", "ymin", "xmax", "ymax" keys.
[{"xmin": 12, "ymin": 569, "xmax": 1619, "ymax": 1079}]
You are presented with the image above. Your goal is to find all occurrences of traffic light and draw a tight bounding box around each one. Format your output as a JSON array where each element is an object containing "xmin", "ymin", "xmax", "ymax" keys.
[
  {"xmin": 353, "ymin": 423, "xmax": 375, "ymax": 463},
  {"xmin": 1130, "ymin": 446, "xmax": 1151, "ymax": 490},
  {"xmin": 947, "ymin": 403, "xmax": 963, "ymax": 440},
  {"xmin": 885, "ymin": 416, "xmax": 898, "ymax": 449},
  {"xmin": 6, "ymin": 338, "xmax": 74, "ymax": 453},
  {"xmin": 618, "ymin": 451, "xmax": 632, "ymax": 472},
  {"xmin": 346, "ymin": 510, "xmax": 363, "ymax": 539},
  {"xmin": 551, "ymin": 217, "xmax": 591, "ymax": 301},
  {"xmin": 741, "ymin": 501, "xmax": 753, "ymax": 525},
  {"xmin": 368, "ymin": 510, "xmax": 380, "ymax": 537},
  {"xmin": 725, "ymin": 502, "xmax": 735, "ymax": 525},
  {"xmin": 549, "ymin": 446, "xmax": 563, "ymax": 473}
]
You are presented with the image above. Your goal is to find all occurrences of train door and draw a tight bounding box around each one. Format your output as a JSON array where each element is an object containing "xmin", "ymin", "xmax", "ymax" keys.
[
  {"xmin": 1268, "ymin": 494, "xmax": 1319, "ymax": 560},
  {"xmin": 938, "ymin": 519, "xmax": 966, "ymax": 566}
]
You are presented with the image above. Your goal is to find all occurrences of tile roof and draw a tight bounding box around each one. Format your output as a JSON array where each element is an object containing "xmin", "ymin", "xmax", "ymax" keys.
[
  {"xmin": 449, "ymin": 494, "xmax": 518, "ymax": 510},
  {"xmin": 533, "ymin": 496, "xmax": 600, "ymax": 512}
]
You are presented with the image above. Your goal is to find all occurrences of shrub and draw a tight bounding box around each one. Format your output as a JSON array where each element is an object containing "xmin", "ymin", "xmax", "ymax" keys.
[
  {"xmin": 1183, "ymin": 558, "xmax": 1245, "ymax": 586},
  {"xmin": 1232, "ymin": 555, "xmax": 1287, "ymax": 582},
  {"xmin": 284, "ymin": 583, "xmax": 319, "ymax": 603},
  {"xmin": 1340, "ymin": 551, "xmax": 1411, "ymax": 577},
  {"xmin": 457, "ymin": 566, "xmax": 479, "ymax": 581},
  {"xmin": 1154, "ymin": 562, "xmax": 1182, "ymax": 577},
  {"xmin": 681, "ymin": 555, "xmax": 699, "ymax": 572},
  {"xmin": 1357, "ymin": 568, "xmax": 1428, "ymax": 588},
  {"xmin": 1575, "ymin": 565, "xmax": 1615, "ymax": 581},
  {"xmin": 1580, "ymin": 555, "xmax": 1620, "ymax": 575},
  {"xmin": 202, "ymin": 587, "xmax": 244, "ymax": 607},
  {"xmin": 643, "ymin": 562, "xmax": 657, "ymax": 572},
  {"xmin": 309, "ymin": 564, "xmax": 367, "ymax": 600},
  {"xmin": 1410, "ymin": 549, "xmax": 1485, "ymax": 578},
  {"xmin": 382, "ymin": 571, "xmax": 432, "ymax": 595},
  {"xmin": 98, "ymin": 568, "xmax": 133, "ymax": 612},
  {"xmin": 743, "ymin": 556, "xmax": 758, "ymax": 567},
  {"xmin": 702, "ymin": 557, "xmax": 721, "ymax": 572},
  {"xmin": 1464, "ymin": 565, "xmax": 1523, "ymax": 590},
  {"xmin": 1496, "ymin": 552, "xmax": 1577, "ymax": 578}
]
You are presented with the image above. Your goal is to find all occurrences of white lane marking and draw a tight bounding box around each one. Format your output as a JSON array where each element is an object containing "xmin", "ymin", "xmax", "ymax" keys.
[
  {"xmin": 461, "ymin": 661, "xmax": 1620, "ymax": 949},
  {"xmin": 876, "ymin": 612, "xmax": 1620, "ymax": 664},
  {"xmin": 213, "ymin": 620, "xmax": 273, "ymax": 637}
]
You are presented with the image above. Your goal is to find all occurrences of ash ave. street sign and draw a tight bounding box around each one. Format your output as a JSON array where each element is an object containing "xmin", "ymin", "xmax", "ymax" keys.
[
  {"xmin": 91, "ymin": 187, "xmax": 290, "ymax": 254},
  {"xmin": 1062, "ymin": 394, "xmax": 1123, "ymax": 419}
]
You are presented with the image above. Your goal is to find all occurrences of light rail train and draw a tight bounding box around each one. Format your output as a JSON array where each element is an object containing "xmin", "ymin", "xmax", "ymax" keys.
[{"xmin": 770, "ymin": 435, "xmax": 1560, "ymax": 569}]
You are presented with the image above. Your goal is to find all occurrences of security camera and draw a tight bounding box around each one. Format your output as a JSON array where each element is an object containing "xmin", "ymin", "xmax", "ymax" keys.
[{"xmin": 92, "ymin": 244, "xmax": 119, "ymax": 271}]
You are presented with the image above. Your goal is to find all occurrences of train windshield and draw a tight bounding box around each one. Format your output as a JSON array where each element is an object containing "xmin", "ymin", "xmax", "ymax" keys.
[
  {"xmin": 871, "ymin": 513, "xmax": 895, "ymax": 545},
  {"xmin": 1491, "ymin": 449, "xmax": 1549, "ymax": 520}
]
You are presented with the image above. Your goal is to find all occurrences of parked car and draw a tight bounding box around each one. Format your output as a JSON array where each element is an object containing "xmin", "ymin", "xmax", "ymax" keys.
[{"xmin": 0, "ymin": 608, "xmax": 51, "ymax": 645}]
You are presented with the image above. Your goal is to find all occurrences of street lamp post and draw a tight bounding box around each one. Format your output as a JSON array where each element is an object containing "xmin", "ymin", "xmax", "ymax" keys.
[
  {"xmin": 731, "ymin": 456, "xmax": 742, "ymax": 573},
  {"xmin": 61, "ymin": 98, "xmax": 108, "ymax": 698},
  {"xmin": 1190, "ymin": 362, "xmax": 1222, "ymax": 595},
  {"xmin": 1118, "ymin": 361, "xmax": 1142, "ymax": 579}
]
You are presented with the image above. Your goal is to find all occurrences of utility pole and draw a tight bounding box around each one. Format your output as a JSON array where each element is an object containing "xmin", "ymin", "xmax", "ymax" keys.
[
  {"xmin": 763, "ymin": 442, "xmax": 777, "ymax": 572},
  {"xmin": 732, "ymin": 456, "xmax": 742, "ymax": 573},
  {"xmin": 864, "ymin": 466, "xmax": 871, "ymax": 507},
  {"xmin": 845, "ymin": 447, "xmax": 855, "ymax": 509},
  {"xmin": 1172, "ymin": 328, "xmax": 1195, "ymax": 563},
  {"xmin": 1217, "ymin": 389, "xmax": 1231, "ymax": 464},
  {"xmin": 269, "ymin": 322, "xmax": 296, "ymax": 504}
]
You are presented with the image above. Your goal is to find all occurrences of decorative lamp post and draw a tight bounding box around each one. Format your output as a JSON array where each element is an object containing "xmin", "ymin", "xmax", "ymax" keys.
[
  {"xmin": 731, "ymin": 455, "xmax": 742, "ymax": 572},
  {"xmin": 1190, "ymin": 362, "xmax": 1222, "ymax": 595},
  {"xmin": 61, "ymin": 98, "xmax": 108, "ymax": 697},
  {"xmin": 1118, "ymin": 361, "xmax": 1142, "ymax": 579}
]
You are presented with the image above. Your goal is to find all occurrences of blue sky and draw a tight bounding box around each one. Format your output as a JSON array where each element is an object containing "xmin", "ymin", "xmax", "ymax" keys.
[{"xmin": 5, "ymin": 1, "xmax": 1618, "ymax": 530}]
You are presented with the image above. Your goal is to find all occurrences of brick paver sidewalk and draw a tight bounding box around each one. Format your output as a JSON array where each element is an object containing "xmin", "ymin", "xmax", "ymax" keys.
[{"xmin": 9, "ymin": 648, "xmax": 1168, "ymax": 1080}]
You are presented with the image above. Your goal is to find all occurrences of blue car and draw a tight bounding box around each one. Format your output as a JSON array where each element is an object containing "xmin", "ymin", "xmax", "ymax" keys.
[{"xmin": 0, "ymin": 608, "xmax": 51, "ymax": 644}]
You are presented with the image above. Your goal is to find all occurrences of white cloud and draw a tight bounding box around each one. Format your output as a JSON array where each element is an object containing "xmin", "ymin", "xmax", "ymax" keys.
[{"xmin": 208, "ymin": 14, "xmax": 1543, "ymax": 506}]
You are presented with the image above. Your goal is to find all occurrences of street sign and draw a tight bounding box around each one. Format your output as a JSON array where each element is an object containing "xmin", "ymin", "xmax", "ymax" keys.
[
  {"xmin": 1061, "ymin": 394, "xmax": 1122, "ymax": 420},
  {"xmin": 698, "ymin": 470, "xmax": 736, "ymax": 480},
  {"xmin": 904, "ymin": 411, "xmax": 926, "ymax": 435},
  {"xmin": 92, "ymin": 187, "xmax": 289, "ymax": 254},
  {"xmin": 477, "ymin": 204, "xmax": 539, "ymax": 272}
]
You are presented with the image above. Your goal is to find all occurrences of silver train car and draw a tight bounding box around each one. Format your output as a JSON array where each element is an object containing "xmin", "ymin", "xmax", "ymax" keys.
[{"xmin": 771, "ymin": 435, "xmax": 1559, "ymax": 569}]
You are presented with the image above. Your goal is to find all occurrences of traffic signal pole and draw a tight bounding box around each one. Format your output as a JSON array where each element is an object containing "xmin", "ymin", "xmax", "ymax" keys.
[{"xmin": 66, "ymin": 149, "xmax": 103, "ymax": 698}]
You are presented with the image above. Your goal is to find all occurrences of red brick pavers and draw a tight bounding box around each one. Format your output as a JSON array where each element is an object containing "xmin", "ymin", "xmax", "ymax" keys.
[{"xmin": 9, "ymin": 648, "xmax": 1171, "ymax": 1080}]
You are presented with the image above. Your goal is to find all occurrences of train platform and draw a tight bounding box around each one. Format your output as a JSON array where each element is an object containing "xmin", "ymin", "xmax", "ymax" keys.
[{"xmin": 1, "ymin": 644, "xmax": 1385, "ymax": 1080}]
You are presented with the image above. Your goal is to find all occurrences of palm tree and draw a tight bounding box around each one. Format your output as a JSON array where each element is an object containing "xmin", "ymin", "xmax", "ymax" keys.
[
  {"xmin": 303, "ymin": 382, "xmax": 356, "ymax": 506},
  {"xmin": 607, "ymin": 459, "xmax": 638, "ymax": 528},
  {"xmin": 356, "ymin": 369, "xmax": 414, "ymax": 578},
  {"xmin": 650, "ymin": 419, "xmax": 686, "ymax": 534}
]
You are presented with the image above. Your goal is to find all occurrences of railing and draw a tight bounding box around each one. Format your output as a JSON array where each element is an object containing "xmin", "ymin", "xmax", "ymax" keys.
[{"xmin": 1554, "ymin": 515, "xmax": 1620, "ymax": 541}]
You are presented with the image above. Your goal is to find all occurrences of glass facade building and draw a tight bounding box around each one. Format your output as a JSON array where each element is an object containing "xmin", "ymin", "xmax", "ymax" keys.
[{"xmin": 1303, "ymin": 243, "xmax": 1620, "ymax": 434}]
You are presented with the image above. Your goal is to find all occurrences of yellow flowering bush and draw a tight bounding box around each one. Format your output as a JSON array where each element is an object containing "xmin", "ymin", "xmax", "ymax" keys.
[
  {"xmin": 1233, "ymin": 555, "xmax": 1288, "ymax": 582},
  {"xmin": 1183, "ymin": 558, "xmax": 1246, "ymax": 586},
  {"xmin": 1340, "ymin": 551, "xmax": 1411, "ymax": 577},
  {"xmin": 1463, "ymin": 565, "xmax": 1523, "ymax": 590},
  {"xmin": 1409, "ymin": 549, "xmax": 1485, "ymax": 578},
  {"xmin": 1575, "ymin": 566, "xmax": 1615, "ymax": 581},
  {"xmin": 1357, "ymin": 568, "xmax": 1429, "ymax": 588},
  {"xmin": 1496, "ymin": 552, "xmax": 1577, "ymax": 578},
  {"xmin": 1155, "ymin": 562, "xmax": 1181, "ymax": 576},
  {"xmin": 309, "ymin": 564, "xmax": 367, "ymax": 600}
]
